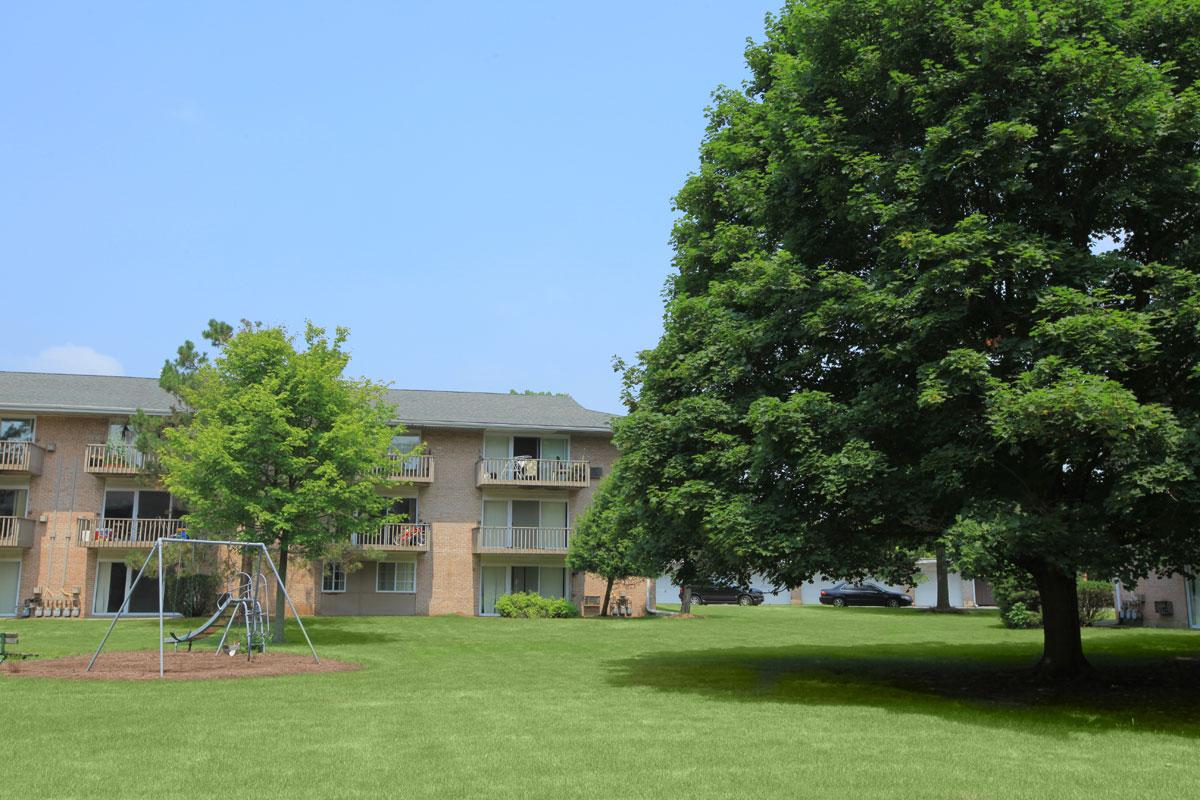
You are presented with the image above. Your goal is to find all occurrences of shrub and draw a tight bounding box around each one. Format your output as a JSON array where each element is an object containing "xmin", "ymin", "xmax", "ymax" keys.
[
  {"xmin": 993, "ymin": 572, "xmax": 1041, "ymax": 629},
  {"xmin": 166, "ymin": 573, "xmax": 222, "ymax": 617},
  {"xmin": 1003, "ymin": 601, "xmax": 1042, "ymax": 629},
  {"xmin": 1077, "ymin": 579, "xmax": 1113, "ymax": 627},
  {"xmin": 494, "ymin": 592, "xmax": 579, "ymax": 618}
]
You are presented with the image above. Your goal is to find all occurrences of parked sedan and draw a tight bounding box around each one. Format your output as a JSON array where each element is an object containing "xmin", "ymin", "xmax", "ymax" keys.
[
  {"xmin": 684, "ymin": 584, "xmax": 766, "ymax": 606},
  {"xmin": 818, "ymin": 582, "xmax": 913, "ymax": 608}
]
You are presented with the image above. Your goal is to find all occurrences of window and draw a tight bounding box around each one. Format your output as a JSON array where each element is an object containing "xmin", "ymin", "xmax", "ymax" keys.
[
  {"xmin": 482, "ymin": 435, "xmax": 569, "ymax": 460},
  {"xmin": 377, "ymin": 562, "xmax": 415, "ymax": 593},
  {"xmin": 322, "ymin": 563, "xmax": 346, "ymax": 593},
  {"xmin": 103, "ymin": 489, "xmax": 182, "ymax": 520},
  {"xmin": 511, "ymin": 566, "xmax": 539, "ymax": 593},
  {"xmin": 0, "ymin": 487, "xmax": 28, "ymax": 517},
  {"xmin": 390, "ymin": 497, "xmax": 417, "ymax": 522},
  {"xmin": 390, "ymin": 434, "xmax": 421, "ymax": 454},
  {"xmin": 107, "ymin": 421, "xmax": 134, "ymax": 445},
  {"xmin": 0, "ymin": 419, "xmax": 34, "ymax": 442}
]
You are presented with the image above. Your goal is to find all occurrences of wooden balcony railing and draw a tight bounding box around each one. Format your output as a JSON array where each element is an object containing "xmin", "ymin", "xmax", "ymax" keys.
[
  {"xmin": 473, "ymin": 526, "xmax": 571, "ymax": 554},
  {"xmin": 352, "ymin": 522, "xmax": 430, "ymax": 551},
  {"xmin": 0, "ymin": 441, "xmax": 45, "ymax": 475},
  {"xmin": 476, "ymin": 458, "xmax": 589, "ymax": 489},
  {"xmin": 77, "ymin": 517, "xmax": 184, "ymax": 548},
  {"xmin": 85, "ymin": 443, "xmax": 152, "ymax": 474},
  {"xmin": 381, "ymin": 453, "xmax": 434, "ymax": 483},
  {"xmin": 0, "ymin": 516, "xmax": 35, "ymax": 548}
]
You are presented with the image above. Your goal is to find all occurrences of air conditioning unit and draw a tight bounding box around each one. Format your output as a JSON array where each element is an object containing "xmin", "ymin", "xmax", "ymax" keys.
[{"xmin": 589, "ymin": 466, "xmax": 603, "ymax": 479}]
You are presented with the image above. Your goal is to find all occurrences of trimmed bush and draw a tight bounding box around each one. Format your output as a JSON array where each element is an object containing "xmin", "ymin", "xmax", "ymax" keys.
[
  {"xmin": 494, "ymin": 592, "xmax": 579, "ymax": 618},
  {"xmin": 1077, "ymin": 579, "xmax": 1113, "ymax": 626}
]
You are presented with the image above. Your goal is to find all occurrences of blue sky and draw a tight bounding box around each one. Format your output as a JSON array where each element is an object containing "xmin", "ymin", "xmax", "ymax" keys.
[{"xmin": 0, "ymin": 2, "xmax": 772, "ymax": 413}]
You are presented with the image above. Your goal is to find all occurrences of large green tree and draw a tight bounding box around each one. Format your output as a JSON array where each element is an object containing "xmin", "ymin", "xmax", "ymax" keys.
[
  {"xmin": 154, "ymin": 321, "xmax": 400, "ymax": 642},
  {"xmin": 598, "ymin": 0, "xmax": 1200, "ymax": 678}
]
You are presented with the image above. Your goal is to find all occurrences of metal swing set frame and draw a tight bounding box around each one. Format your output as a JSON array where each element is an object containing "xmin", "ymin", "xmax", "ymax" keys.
[{"xmin": 86, "ymin": 537, "xmax": 319, "ymax": 678}]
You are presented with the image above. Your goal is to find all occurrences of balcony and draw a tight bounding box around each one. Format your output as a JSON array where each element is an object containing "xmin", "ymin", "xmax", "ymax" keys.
[
  {"xmin": 85, "ymin": 443, "xmax": 152, "ymax": 475},
  {"xmin": 0, "ymin": 516, "xmax": 35, "ymax": 548},
  {"xmin": 381, "ymin": 453, "xmax": 434, "ymax": 483},
  {"xmin": 352, "ymin": 522, "xmax": 430, "ymax": 552},
  {"xmin": 473, "ymin": 526, "xmax": 571, "ymax": 555},
  {"xmin": 476, "ymin": 458, "xmax": 589, "ymax": 489},
  {"xmin": 77, "ymin": 517, "xmax": 184, "ymax": 548},
  {"xmin": 0, "ymin": 441, "xmax": 45, "ymax": 475}
]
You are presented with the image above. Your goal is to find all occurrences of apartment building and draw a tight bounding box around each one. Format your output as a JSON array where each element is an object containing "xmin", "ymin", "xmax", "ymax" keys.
[{"xmin": 0, "ymin": 371, "xmax": 651, "ymax": 620}]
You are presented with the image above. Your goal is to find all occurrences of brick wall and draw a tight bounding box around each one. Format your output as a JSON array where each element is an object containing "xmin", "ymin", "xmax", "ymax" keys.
[{"xmin": 1117, "ymin": 572, "xmax": 1195, "ymax": 629}]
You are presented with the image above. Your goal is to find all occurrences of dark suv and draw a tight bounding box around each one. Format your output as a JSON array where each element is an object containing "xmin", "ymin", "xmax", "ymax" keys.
[{"xmin": 684, "ymin": 584, "xmax": 766, "ymax": 606}]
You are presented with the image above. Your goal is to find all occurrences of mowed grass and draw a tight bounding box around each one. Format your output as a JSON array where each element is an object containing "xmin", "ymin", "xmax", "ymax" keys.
[{"xmin": 2, "ymin": 606, "xmax": 1198, "ymax": 800}]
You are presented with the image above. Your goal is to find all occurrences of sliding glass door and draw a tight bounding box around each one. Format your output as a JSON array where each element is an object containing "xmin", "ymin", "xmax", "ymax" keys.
[
  {"xmin": 0, "ymin": 561, "xmax": 19, "ymax": 616},
  {"xmin": 481, "ymin": 566, "xmax": 507, "ymax": 615},
  {"xmin": 92, "ymin": 560, "xmax": 172, "ymax": 615}
]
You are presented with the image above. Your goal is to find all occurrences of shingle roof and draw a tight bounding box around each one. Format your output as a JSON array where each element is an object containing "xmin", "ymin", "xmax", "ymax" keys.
[
  {"xmin": 383, "ymin": 389, "xmax": 615, "ymax": 433},
  {"xmin": 0, "ymin": 371, "xmax": 616, "ymax": 434},
  {"xmin": 0, "ymin": 371, "xmax": 177, "ymax": 415}
]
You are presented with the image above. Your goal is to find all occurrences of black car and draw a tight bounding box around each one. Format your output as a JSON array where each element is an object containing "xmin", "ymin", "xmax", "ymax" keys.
[
  {"xmin": 684, "ymin": 584, "xmax": 766, "ymax": 606},
  {"xmin": 818, "ymin": 582, "xmax": 913, "ymax": 608}
]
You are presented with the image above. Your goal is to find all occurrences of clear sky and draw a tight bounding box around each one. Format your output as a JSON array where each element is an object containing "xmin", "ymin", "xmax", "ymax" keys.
[{"xmin": 0, "ymin": 2, "xmax": 772, "ymax": 413}]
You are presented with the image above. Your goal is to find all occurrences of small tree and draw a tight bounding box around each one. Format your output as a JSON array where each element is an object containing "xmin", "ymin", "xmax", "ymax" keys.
[
  {"xmin": 154, "ymin": 320, "xmax": 400, "ymax": 642},
  {"xmin": 567, "ymin": 469, "xmax": 649, "ymax": 616}
]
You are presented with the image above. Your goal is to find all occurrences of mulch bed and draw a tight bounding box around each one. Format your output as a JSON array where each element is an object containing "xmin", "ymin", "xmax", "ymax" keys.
[{"xmin": 2, "ymin": 650, "xmax": 359, "ymax": 681}]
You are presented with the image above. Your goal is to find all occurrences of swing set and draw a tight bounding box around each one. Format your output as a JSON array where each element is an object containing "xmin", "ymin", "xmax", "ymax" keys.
[{"xmin": 86, "ymin": 537, "xmax": 318, "ymax": 678}]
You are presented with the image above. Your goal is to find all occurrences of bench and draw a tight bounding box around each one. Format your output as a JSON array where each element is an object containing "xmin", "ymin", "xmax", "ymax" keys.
[
  {"xmin": 582, "ymin": 595, "xmax": 602, "ymax": 617},
  {"xmin": 0, "ymin": 632, "xmax": 34, "ymax": 664}
]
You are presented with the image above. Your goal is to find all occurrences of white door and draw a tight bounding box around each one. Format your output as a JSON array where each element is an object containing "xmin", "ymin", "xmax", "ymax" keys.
[
  {"xmin": 0, "ymin": 560, "xmax": 20, "ymax": 616},
  {"xmin": 481, "ymin": 566, "xmax": 507, "ymax": 615}
]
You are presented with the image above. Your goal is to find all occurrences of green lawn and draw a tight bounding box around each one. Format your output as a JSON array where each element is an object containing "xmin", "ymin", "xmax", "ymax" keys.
[{"xmin": 2, "ymin": 606, "xmax": 1198, "ymax": 799}]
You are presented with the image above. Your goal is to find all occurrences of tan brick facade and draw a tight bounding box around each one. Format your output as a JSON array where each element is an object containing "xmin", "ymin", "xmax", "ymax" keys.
[
  {"xmin": 1, "ymin": 408, "xmax": 650, "ymax": 621},
  {"xmin": 1116, "ymin": 572, "xmax": 1198, "ymax": 629}
]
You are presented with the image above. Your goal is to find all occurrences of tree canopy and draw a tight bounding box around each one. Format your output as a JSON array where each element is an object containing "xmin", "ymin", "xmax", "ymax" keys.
[
  {"xmin": 595, "ymin": 0, "xmax": 1200, "ymax": 677},
  {"xmin": 153, "ymin": 320, "xmax": 401, "ymax": 641}
]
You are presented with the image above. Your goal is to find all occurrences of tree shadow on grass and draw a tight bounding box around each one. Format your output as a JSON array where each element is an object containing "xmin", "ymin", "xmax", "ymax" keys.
[
  {"xmin": 605, "ymin": 640, "xmax": 1200, "ymax": 739},
  {"xmin": 282, "ymin": 618, "xmax": 400, "ymax": 646}
]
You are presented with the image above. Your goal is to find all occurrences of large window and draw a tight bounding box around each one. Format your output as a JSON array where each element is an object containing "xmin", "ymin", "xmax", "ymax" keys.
[
  {"xmin": 103, "ymin": 489, "xmax": 183, "ymax": 520},
  {"xmin": 0, "ymin": 418, "xmax": 34, "ymax": 442},
  {"xmin": 482, "ymin": 499, "xmax": 568, "ymax": 529},
  {"xmin": 377, "ymin": 562, "xmax": 416, "ymax": 593},
  {"xmin": 322, "ymin": 563, "xmax": 346, "ymax": 593}
]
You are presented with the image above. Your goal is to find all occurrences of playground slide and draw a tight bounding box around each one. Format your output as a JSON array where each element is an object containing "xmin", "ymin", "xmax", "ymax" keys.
[{"xmin": 165, "ymin": 596, "xmax": 233, "ymax": 645}]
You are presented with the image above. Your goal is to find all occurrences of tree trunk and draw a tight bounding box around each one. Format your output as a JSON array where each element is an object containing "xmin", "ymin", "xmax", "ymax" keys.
[
  {"xmin": 272, "ymin": 539, "xmax": 288, "ymax": 644},
  {"xmin": 935, "ymin": 544, "xmax": 952, "ymax": 611},
  {"xmin": 1030, "ymin": 563, "xmax": 1090, "ymax": 680},
  {"xmin": 601, "ymin": 575, "xmax": 614, "ymax": 617},
  {"xmin": 679, "ymin": 584, "xmax": 691, "ymax": 614}
]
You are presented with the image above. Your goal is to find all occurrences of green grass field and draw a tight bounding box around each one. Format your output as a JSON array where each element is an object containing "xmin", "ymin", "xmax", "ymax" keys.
[{"xmin": 2, "ymin": 606, "xmax": 1198, "ymax": 799}]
